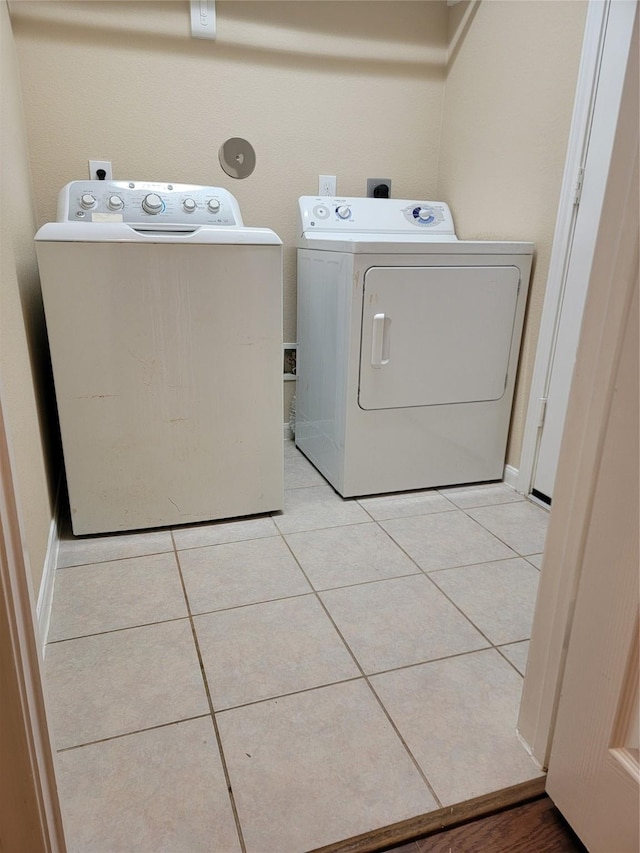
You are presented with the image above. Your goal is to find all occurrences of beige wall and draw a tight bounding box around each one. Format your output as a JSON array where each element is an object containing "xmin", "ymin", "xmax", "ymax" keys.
[
  {"xmin": 438, "ymin": 0, "xmax": 588, "ymax": 466},
  {"xmin": 10, "ymin": 0, "xmax": 449, "ymax": 419},
  {"xmin": 1, "ymin": 1, "xmax": 55, "ymax": 591}
]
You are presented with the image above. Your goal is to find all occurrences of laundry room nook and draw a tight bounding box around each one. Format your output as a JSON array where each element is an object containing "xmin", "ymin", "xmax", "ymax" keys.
[{"xmin": 8, "ymin": 1, "xmax": 635, "ymax": 851}]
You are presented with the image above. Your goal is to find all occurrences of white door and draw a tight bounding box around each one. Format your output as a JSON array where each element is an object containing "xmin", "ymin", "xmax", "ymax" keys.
[
  {"xmin": 358, "ymin": 266, "xmax": 520, "ymax": 410},
  {"xmin": 546, "ymin": 278, "xmax": 639, "ymax": 852},
  {"xmin": 530, "ymin": 0, "xmax": 637, "ymax": 502}
]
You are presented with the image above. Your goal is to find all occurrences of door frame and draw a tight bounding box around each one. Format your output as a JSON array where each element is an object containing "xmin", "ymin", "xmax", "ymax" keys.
[
  {"xmin": 0, "ymin": 389, "xmax": 66, "ymax": 851},
  {"xmin": 518, "ymin": 0, "xmax": 611, "ymax": 498}
]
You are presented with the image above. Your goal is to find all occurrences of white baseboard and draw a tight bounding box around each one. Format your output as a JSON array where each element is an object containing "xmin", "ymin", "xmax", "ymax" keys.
[
  {"xmin": 36, "ymin": 484, "xmax": 61, "ymax": 655},
  {"xmin": 503, "ymin": 463, "xmax": 521, "ymax": 492}
]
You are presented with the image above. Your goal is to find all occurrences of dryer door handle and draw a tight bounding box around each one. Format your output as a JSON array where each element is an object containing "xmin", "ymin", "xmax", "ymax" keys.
[{"xmin": 371, "ymin": 313, "xmax": 391, "ymax": 368}]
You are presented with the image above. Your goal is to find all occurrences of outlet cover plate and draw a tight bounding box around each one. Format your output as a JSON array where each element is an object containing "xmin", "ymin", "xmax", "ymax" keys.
[
  {"xmin": 88, "ymin": 160, "xmax": 113, "ymax": 181},
  {"xmin": 319, "ymin": 175, "xmax": 336, "ymax": 196}
]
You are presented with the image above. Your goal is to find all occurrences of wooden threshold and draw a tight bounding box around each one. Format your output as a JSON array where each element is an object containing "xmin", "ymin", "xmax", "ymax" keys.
[{"xmin": 311, "ymin": 776, "xmax": 547, "ymax": 853}]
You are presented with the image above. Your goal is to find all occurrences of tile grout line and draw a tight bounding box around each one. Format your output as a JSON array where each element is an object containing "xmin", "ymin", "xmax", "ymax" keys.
[
  {"xmin": 46, "ymin": 613, "xmax": 191, "ymax": 645},
  {"xmin": 435, "ymin": 496, "xmax": 528, "ymax": 511},
  {"xmin": 271, "ymin": 515, "xmax": 373, "ymax": 536},
  {"xmin": 170, "ymin": 530, "xmax": 248, "ymax": 853},
  {"xmin": 215, "ymin": 675, "xmax": 365, "ymax": 715},
  {"xmin": 278, "ymin": 530, "xmax": 445, "ymax": 812},
  {"xmin": 172, "ymin": 533, "xmax": 280, "ymax": 553},
  {"xmin": 423, "ymin": 553, "xmax": 528, "ymax": 574},
  {"xmin": 355, "ymin": 494, "xmax": 455, "ymax": 521},
  {"xmin": 55, "ymin": 714, "xmax": 212, "ymax": 753},
  {"xmin": 55, "ymin": 546, "xmax": 175, "ymax": 570}
]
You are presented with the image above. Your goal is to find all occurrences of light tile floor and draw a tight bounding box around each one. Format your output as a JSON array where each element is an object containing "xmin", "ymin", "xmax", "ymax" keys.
[{"xmin": 45, "ymin": 440, "xmax": 548, "ymax": 852}]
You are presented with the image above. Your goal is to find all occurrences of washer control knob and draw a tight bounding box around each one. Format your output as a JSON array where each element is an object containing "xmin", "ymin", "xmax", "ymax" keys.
[
  {"xmin": 336, "ymin": 205, "xmax": 351, "ymax": 220},
  {"xmin": 417, "ymin": 207, "xmax": 433, "ymax": 221},
  {"xmin": 80, "ymin": 193, "xmax": 96, "ymax": 209},
  {"xmin": 142, "ymin": 193, "xmax": 163, "ymax": 214},
  {"xmin": 207, "ymin": 199, "xmax": 221, "ymax": 213},
  {"xmin": 183, "ymin": 198, "xmax": 197, "ymax": 213},
  {"xmin": 107, "ymin": 195, "xmax": 123, "ymax": 211}
]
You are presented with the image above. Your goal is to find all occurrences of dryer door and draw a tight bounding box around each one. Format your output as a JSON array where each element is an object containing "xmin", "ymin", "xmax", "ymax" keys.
[{"xmin": 359, "ymin": 265, "xmax": 520, "ymax": 410}]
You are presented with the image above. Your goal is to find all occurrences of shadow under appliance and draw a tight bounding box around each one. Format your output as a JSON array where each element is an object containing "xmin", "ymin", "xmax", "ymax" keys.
[
  {"xmin": 295, "ymin": 196, "xmax": 533, "ymax": 497},
  {"xmin": 36, "ymin": 181, "xmax": 283, "ymax": 535}
]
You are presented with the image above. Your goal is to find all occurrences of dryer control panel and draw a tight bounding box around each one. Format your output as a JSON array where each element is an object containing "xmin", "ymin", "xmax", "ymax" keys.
[
  {"xmin": 58, "ymin": 181, "xmax": 243, "ymax": 227},
  {"xmin": 298, "ymin": 196, "xmax": 456, "ymax": 238}
]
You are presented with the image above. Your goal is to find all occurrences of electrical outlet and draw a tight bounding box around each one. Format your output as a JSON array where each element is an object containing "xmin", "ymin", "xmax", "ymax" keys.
[
  {"xmin": 88, "ymin": 160, "xmax": 113, "ymax": 181},
  {"xmin": 283, "ymin": 344, "xmax": 297, "ymax": 379},
  {"xmin": 318, "ymin": 175, "xmax": 336, "ymax": 197},
  {"xmin": 366, "ymin": 178, "xmax": 391, "ymax": 198}
]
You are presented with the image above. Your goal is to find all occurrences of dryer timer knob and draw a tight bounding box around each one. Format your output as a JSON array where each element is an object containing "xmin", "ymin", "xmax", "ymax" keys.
[
  {"xmin": 207, "ymin": 199, "xmax": 221, "ymax": 213},
  {"xmin": 142, "ymin": 193, "xmax": 163, "ymax": 214},
  {"xmin": 80, "ymin": 193, "xmax": 96, "ymax": 209},
  {"xmin": 417, "ymin": 207, "xmax": 433, "ymax": 221},
  {"xmin": 336, "ymin": 205, "xmax": 351, "ymax": 220}
]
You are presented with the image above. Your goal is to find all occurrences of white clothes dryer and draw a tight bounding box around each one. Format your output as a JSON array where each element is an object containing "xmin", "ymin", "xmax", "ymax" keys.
[
  {"xmin": 295, "ymin": 196, "xmax": 533, "ymax": 497},
  {"xmin": 36, "ymin": 181, "xmax": 283, "ymax": 534}
]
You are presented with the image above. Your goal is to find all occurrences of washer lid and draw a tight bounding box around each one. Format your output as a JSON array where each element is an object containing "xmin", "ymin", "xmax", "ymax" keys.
[{"xmin": 34, "ymin": 222, "xmax": 282, "ymax": 245}]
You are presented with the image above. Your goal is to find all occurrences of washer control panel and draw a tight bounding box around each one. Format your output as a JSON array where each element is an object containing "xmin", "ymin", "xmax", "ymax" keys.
[
  {"xmin": 58, "ymin": 181, "xmax": 243, "ymax": 226},
  {"xmin": 299, "ymin": 196, "xmax": 456, "ymax": 237}
]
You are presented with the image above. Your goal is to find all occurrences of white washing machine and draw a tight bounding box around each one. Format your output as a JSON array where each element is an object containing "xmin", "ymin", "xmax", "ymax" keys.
[
  {"xmin": 295, "ymin": 196, "xmax": 533, "ymax": 497},
  {"xmin": 36, "ymin": 181, "xmax": 283, "ymax": 534}
]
